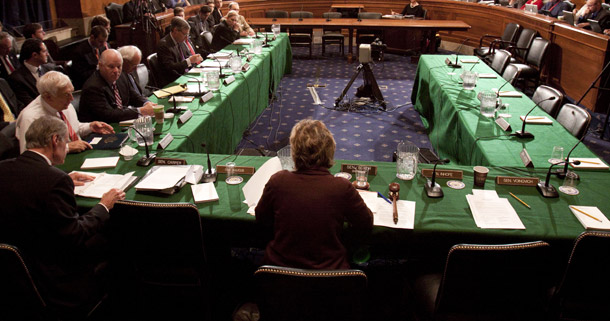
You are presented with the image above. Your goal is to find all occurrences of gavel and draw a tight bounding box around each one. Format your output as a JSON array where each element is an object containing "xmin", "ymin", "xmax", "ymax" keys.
[{"xmin": 389, "ymin": 183, "xmax": 400, "ymax": 224}]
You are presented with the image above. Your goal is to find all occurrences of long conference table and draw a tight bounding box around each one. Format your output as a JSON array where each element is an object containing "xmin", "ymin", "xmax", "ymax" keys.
[
  {"xmin": 140, "ymin": 33, "xmax": 291, "ymax": 154},
  {"xmin": 412, "ymin": 54, "xmax": 606, "ymax": 168},
  {"xmin": 245, "ymin": 17, "xmax": 471, "ymax": 55}
]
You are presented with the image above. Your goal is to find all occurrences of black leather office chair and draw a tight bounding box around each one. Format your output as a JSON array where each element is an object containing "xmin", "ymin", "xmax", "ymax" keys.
[
  {"xmin": 110, "ymin": 200, "xmax": 212, "ymax": 321},
  {"xmin": 289, "ymin": 11, "xmax": 314, "ymax": 58},
  {"xmin": 255, "ymin": 265, "xmax": 368, "ymax": 321},
  {"xmin": 413, "ymin": 241, "xmax": 552, "ymax": 321},
  {"xmin": 532, "ymin": 85, "xmax": 564, "ymax": 118},
  {"xmin": 501, "ymin": 64, "xmax": 520, "ymax": 85},
  {"xmin": 489, "ymin": 49, "xmax": 512, "ymax": 75},
  {"xmin": 507, "ymin": 28, "xmax": 537, "ymax": 63},
  {"xmin": 510, "ymin": 37, "xmax": 550, "ymax": 89},
  {"xmin": 265, "ymin": 10, "xmax": 289, "ymax": 19},
  {"xmin": 550, "ymin": 231, "xmax": 610, "ymax": 321},
  {"xmin": 146, "ymin": 53, "xmax": 161, "ymax": 88},
  {"xmin": 322, "ymin": 12, "xmax": 345, "ymax": 56},
  {"xmin": 474, "ymin": 23, "xmax": 520, "ymax": 61},
  {"xmin": 104, "ymin": 3, "xmax": 124, "ymax": 42},
  {"xmin": 556, "ymin": 103, "xmax": 591, "ymax": 139},
  {"xmin": 356, "ymin": 12, "xmax": 383, "ymax": 46}
]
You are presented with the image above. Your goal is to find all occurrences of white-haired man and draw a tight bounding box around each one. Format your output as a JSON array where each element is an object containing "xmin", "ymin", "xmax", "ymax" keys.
[
  {"xmin": 117, "ymin": 45, "xmax": 150, "ymax": 96},
  {"xmin": 16, "ymin": 71, "xmax": 114, "ymax": 153}
]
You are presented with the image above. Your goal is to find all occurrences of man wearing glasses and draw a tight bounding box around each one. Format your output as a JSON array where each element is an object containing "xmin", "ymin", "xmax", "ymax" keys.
[{"xmin": 157, "ymin": 17, "xmax": 203, "ymax": 87}]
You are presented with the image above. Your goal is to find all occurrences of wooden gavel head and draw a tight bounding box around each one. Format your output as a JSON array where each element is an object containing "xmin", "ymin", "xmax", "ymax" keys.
[{"xmin": 389, "ymin": 182, "xmax": 400, "ymax": 199}]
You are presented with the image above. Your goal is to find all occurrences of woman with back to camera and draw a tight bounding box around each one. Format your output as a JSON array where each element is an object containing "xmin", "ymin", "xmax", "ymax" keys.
[{"xmin": 255, "ymin": 119, "xmax": 374, "ymax": 269}]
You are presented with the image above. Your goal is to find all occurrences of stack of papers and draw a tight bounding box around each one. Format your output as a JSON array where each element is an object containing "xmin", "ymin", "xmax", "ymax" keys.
[
  {"xmin": 478, "ymin": 73, "xmax": 497, "ymax": 78},
  {"xmin": 497, "ymin": 91, "xmax": 523, "ymax": 97},
  {"xmin": 244, "ymin": 157, "xmax": 283, "ymax": 214},
  {"xmin": 460, "ymin": 58, "xmax": 479, "ymax": 63},
  {"xmin": 135, "ymin": 165, "xmax": 203, "ymax": 194},
  {"xmin": 519, "ymin": 115, "xmax": 553, "ymax": 124},
  {"xmin": 570, "ymin": 158, "xmax": 610, "ymax": 170},
  {"xmin": 81, "ymin": 156, "xmax": 120, "ymax": 169},
  {"xmin": 358, "ymin": 191, "xmax": 415, "ymax": 229},
  {"xmin": 191, "ymin": 182, "xmax": 219, "ymax": 203},
  {"xmin": 207, "ymin": 51, "xmax": 233, "ymax": 59},
  {"xmin": 466, "ymin": 190, "xmax": 525, "ymax": 229},
  {"xmin": 200, "ymin": 60, "xmax": 227, "ymax": 68},
  {"xmin": 153, "ymin": 84, "xmax": 187, "ymax": 98},
  {"xmin": 233, "ymin": 38, "xmax": 255, "ymax": 45},
  {"xmin": 72, "ymin": 171, "xmax": 137, "ymax": 198},
  {"xmin": 569, "ymin": 206, "xmax": 610, "ymax": 229}
]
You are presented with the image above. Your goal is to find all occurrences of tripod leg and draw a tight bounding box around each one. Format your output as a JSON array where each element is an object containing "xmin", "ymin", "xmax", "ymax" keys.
[
  {"xmin": 335, "ymin": 64, "xmax": 363, "ymax": 106},
  {"xmin": 362, "ymin": 64, "xmax": 386, "ymax": 109}
]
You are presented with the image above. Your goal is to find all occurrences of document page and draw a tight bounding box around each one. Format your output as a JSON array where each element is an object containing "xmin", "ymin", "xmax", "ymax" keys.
[
  {"xmin": 374, "ymin": 199, "xmax": 415, "ymax": 229},
  {"xmin": 243, "ymin": 157, "xmax": 282, "ymax": 210},
  {"xmin": 466, "ymin": 193, "xmax": 525, "ymax": 229},
  {"xmin": 80, "ymin": 156, "xmax": 120, "ymax": 169},
  {"xmin": 192, "ymin": 182, "xmax": 219, "ymax": 203},
  {"xmin": 73, "ymin": 171, "xmax": 136, "ymax": 198},
  {"xmin": 135, "ymin": 166, "xmax": 190, "ymax": 191},
  {"xmin": 569, "ymin": 206, "xmax": 610, "ymax": 230}
]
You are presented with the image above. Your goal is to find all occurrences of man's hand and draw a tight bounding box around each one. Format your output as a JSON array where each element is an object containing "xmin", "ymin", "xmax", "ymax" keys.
[
  {"xmin": 90, "ymin": 121, "xmax": 115, "ymax": 134},
  {"xmin": 69, "ymin": 172, "xmax": 95, "ymax": 186},
  {"xmin": 139, "ymin": 102, "xmax": 155, "ymax": 116},
  {"xmin": 68, "ymin": 140, "xmax": 92, "ymax": 153},
  {"xmin": 100, "ymin": 188, "xmax": 126, "ymax": 210},
  {"xmin": 189, "ymin": 54, "xmax": 203, "ymax": 65}
]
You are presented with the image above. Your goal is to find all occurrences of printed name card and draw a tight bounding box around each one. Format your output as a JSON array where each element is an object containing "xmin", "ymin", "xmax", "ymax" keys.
[
  {"xmin": 216, "ymin": 165, "xmax": 256, "ymax": 175},
  {"xmin": 155, "ymin": 157, "xmax": 187, "ymax": 165},
  {"xmin": 421, "ymin": 169, "xmax": 463, "ymax": 179},
  {"xmin": 495, "ymin": 176, "xmax": 539, "ymax": 186},
  {"xmin": 340, "ymin": 164, "xmax": 378, "ymax": 176}
]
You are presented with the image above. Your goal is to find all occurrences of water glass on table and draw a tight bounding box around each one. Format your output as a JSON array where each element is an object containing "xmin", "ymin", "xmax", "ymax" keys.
[{"xmin": 396, "ymin": 141, "xmax": 419, "ymax": 180}]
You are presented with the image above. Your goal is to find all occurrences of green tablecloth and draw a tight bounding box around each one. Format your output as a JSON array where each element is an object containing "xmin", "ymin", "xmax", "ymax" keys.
[
  {"xmin": 411, "ymin": 55, "xmax": 605, "ymax": 169},
  {"xmin": 60, "ymin": 150, "xmax": 609, "ymax": 260},
  {"xmin": 130, "ymin": 34, "xmax": 291, "ymax": 154}
]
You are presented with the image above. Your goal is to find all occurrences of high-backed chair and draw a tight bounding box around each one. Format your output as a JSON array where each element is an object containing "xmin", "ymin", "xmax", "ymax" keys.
[
  {"xmin": 474, "ymin": 23, "xmax": 520, "ymax": 61},
  {"xmin": 532, "ymin": 85, "xmax": 564, "ymax": 118},
  {"xmin": 255, "ymin": 265, "xmax": 368, "ymax": 321},
  {"xmin": 322, "ymin": 12, "xmax": 345, "ymax": 56},
  {"xmin": 413, "ymin": 241, "xmax": 552, "ymax": 321},
  {"xmin": 71, "ymin": 90, "xmax": 82, "ymax": 112},
  {"xmin": 489, "ymin": 49, "xmax": 511, "ymax": 75},
  {"xmin": 501, "ymin": 64, "xmax": 520, "ymax": 85},
  {"xmin": 289, "ymin": 11, "xmax": 314, "ymax": 58},
  {"xmin": 0, "ymin": 122, "xmax": 18, "ymax": 161},
  {"xmin": 356, "ymin": 12, "xmax": 383, "ymax": 46},
  {"xmin": 550, "ymin": 231, "xmax": 610, "ymax": 321},
  {"xmin": 506, "ymin": 28, "xmax": 537, "ymax": 63},
  {"xmin": 510, "ymin": 37, "xmax": 550, "ymax": 89},
  {"xmin": 110, "ymin": 200, "xmax": 211, "ymax": 321},
  {"xmin": 135, "ymin": 63, "xmax": 150, "ymax": 95},
  {"xmin": 146, "ymin": 53, "xmax": 161, "ymax": 88},
  {"xmin": 556, "ymin": 104, "xmax": 591, "ymax": 139},
  {"xmin": 104, "ymin": 3, "xmax": 124, "ymax": 42},
  {"xmin": 265, "ymin": 10, "xmax": 289, "ymax": 19}
]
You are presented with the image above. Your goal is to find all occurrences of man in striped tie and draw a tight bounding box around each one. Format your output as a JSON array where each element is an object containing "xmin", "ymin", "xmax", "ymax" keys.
[
  {"xmin": 15, "ymin": 71, "xmax": 114, "ymax": 154},
  {"xmin": 0, "ymin": 32, "xmax": 20, "ymax": 81},
  {"xmin": 157, "ymin": 17, "xmax": 203, "ymax": 87}
]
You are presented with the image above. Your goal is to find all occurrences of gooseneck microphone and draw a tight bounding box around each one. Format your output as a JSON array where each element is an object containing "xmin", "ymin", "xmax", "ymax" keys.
[
  {"xmin": 201, "ymin": 142, "xmax": 217, "ymax": 183},
  {"xmin": 213, "ymin": 56, "xmax": 227, "ymax": 78},
  {"xmin": 425, "ymin": 158, "xmax": 450, "ymax": 198},
  {"xmin": 538, "ymin": 159, "xmax": 581, "ymax": 198},
  {"xmin": 514, "ymin": 96, "xmax": 555, "ymax": 139},
  {"xmin": 556, "ymin": 133, "xmax": 587, "ymax": 180},
  {"xmin": 146, "ymin": 85, "xmax": 181, "ymax": 114},
  {"xmin": 182, "ymin": 74, "xmax": 205, "ymax": 97},
  {"xmin": 446, "ymin": 38, "xmax": 470, "ymax": 68},
  {"xmin": 130, "ymin": 125, "xmax": 156, "ymax": 167}
]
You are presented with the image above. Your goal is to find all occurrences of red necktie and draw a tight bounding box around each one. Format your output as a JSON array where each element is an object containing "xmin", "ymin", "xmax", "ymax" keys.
[
  {"xmin": 185, "ymin": 39, "xmax": 196, "ymax": 56},
  {"xmin": 113, "ymin": 83, "xmax": 123, "ymax": 109},
  {"xmin": 2, "ymin": 56, "xmax": 15, "ymax": 73},
  {"xmin": 59, "ymin": 111, "xmax": 79, "ymax": 141}
]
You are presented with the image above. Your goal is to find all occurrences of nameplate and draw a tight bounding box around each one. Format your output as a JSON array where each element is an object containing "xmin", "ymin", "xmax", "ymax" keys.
[
  {"xmin": 155, "ymin": 157, "xmax": 187, "ymax": 165},
  {"xmin": 157, "ymin": 133, "xmax": 174, "ymax": 150},
  {"xmin": 223, "ymin": 75, "xmax": 235, "ymax": 85},
  {"xmin": 496, "ymin": 176, "xmax": 539, "ymax": 186},
  {"xmin": 216, "ymin": 165, "xmax": 256, "ymax": 174},
  {"xmin": 242, "ymin": 63, "xmax": 250, "ymax": 72},
  {"xmin": 495, "ymin": 117, "xmax": 512, "ymax": 132},
  {"xmin": 421, "ymin": 169, "xmax": 463, "ymax": 179},
  {"xmin": 178, "ymin": 110, "xmax": 193, "ymax": 124},
  {"xmin": 340, "ymin": 164, "xmax": 378, "ymax": 176},
  {"xmin": 200, "ymin": 91, "xmax": 214, "ymax": 103},
  {"xmin": 246, "ymin": 54, "xmax": 254, "ymax": 62},
  {"xmin": 520, "ymin": 148, "xmax": 534, "ymax": 168}
]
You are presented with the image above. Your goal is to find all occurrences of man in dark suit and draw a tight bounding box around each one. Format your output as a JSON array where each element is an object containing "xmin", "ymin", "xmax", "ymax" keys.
[
  {"xmin": 80, "ymin": 49, "xmax": 155, "ymax": 123},
  {"xmin": 118, "ymin": 45, "xmax": 151, "ymax": 97},
  {"xmin": 156, "ymin": 17, "xmax": 203, "ymax": 87},
  {"xmin": 0, "ymin": 32, "xmax": 20, "ymax": 80},
  {"xmin": 0, "ymin": 116, "xmax": 125, "ymax": 320},
  {"xmin": 0, "ymin": 78, "xmax": 21, "ymax": 159},
  {"xmin": 209, "ymin": 0, "xmax": 224, "ymax": 26},
  {"xmin": 0, "ymin": 78, "xmax": 23, "ymax": 122},
  {"xmin": 9, "ymin": 38, "xmax": 52, "ymax": 106},
  {"xmin": 576, "ymin": 0, "xmax": 610, "ymax": 32},
  {"xmin": 70, "ymin": 26, "xmax": 109, "ymax": 90},
  {"xmin": 188, "ymin": 5, "xmax": 214, "ymax": 55}
]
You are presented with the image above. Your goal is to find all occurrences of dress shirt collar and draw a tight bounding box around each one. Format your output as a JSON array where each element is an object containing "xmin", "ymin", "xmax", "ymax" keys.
[
  {"xmin": 24, "ymin": 61, "xmax": 40, "ymax": 79},
  {"xmin": 40, "ymin": 95, "xmax": 64, "ymax": 117},
  {"xmin": 29, "ymin": 150, "xmax": 52, "ymax": 166}
]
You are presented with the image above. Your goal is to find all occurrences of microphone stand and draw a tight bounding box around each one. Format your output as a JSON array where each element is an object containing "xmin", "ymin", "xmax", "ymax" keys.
[
  {"xmin": 146, "ymin": 85, "xmax": 181, "ymax": 114},
  {"xmin": 555, "ymin": 133, "xmax": 587, "ymax": 180},
  {"xmin": 446, "ymin": 38, "xmax": 469, "ymax": 68},
  {"xmin": 538, "ymin": 160, "xmax": 581, "ymax": 198},
  {"xmin": 514, "ymin": 97, "xmax": 555, "ymax": 138},
  {"xmin": 201, "ymin": 143, "xmax": 217, "ymax": 183},
  {"xmin": 131, "ymin": 126, "xmax": 156, "ymax": 166},
  {"xmin": 213, "ymin": 56, "xmax": 228, "ymax": 78},
  {"xmin": 182, "ymin": 74, "xmax": 206, "ymax": 97},
  {"xmin": 425, "ymin": 159, "xmax": 449, "ymax": 198}
]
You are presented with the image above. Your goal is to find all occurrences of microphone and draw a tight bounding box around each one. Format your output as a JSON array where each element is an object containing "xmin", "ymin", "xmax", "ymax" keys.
[
  {"xmin": 213, "ymin": 56, "xmax": 227, "ymax": 78},
  {"xmin": 446, "ymin": 38, "xmax": 469, "ymax": 68},
  {"xmin": 201, "ymin": 143, "xmax": 217, "ymax": 183},
  {"xmin": 555, "ymin": 133, "xmax": 587, "ymax": 180},
  {"xmin": 130, "ymin": 125, "xmax": 156, "ymax": 167},
  {"xmin": 538, "ymin": 159, "xmax": 581, "ymax": 198},
  {"xmin": 146, "ymin": 85, "xmax": 181, "ymax": 114},
  {"xmin": 494, "ymin": 73, "xmax": 517, "ymax": 110},
  {"xmin": 514, "ymin": 97, "xmax": 555, "ymax": 138},
  {"xmin": 182, "ymin": 74, "xmax": 206, "ymax": 97},
  {"xmin": 425, "ymin": 158, "xmax": 449, "ymax": 198}
]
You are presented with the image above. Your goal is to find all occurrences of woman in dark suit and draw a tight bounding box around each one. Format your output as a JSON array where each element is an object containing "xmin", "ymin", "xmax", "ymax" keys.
[
  {"xmin": 210, "ymin": 10, "xmax": 240, "ymax": 52},
  {"xmin": 255, "ymin": 119, "xmax": 374, "ymax": 270},
  {"xmin": 393, "ymin": 0, "xmax": 425, "ymax": 17}
]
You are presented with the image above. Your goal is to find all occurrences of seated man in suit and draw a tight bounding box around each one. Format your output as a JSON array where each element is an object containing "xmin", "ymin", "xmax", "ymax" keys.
[
  {"xmin": 211, "ymin": 10, "xmax": 241, "ymax": 52},
  {"xmin": 80, "ymin": 49, "xmax": 155, "ymax": 123},
  {"xmin": 118, "ymin": 45, "xmax": 151, "ymax": 97},
  {"xmin": 188, "ymin": 5, "xmax": 214, "ymax": 55},
  {"xmin": 16, "ymin": 71, "xmax": 114, "ymax": 153},
  {"xmin": 0, "ymin": 78, "xmax": 22, "ymax": 159},
  {"xmin": 539, "ymin": 0, "xmax": 569, "ymax": 17},
  {"xmin": 0, "ymin": 116, "xmax": 125, "ymax": 320},
  {"xmin": 157, "ymin": 17, "xmax": 203, "ymax": 87},
  {"xmin": 22, "ymin": 23, "xmax": 69, "ymax": 71},
  {"xmin": 0, "ymin": 32, "xmax": 20, "ymax": 80},
  {"xmin": 227, "ymin": 2, "xmax": 255, "ymax": 36},
  {"xmin": 9, "ymin": 38, "xmax": 52, "ymax": 106},
  {"xmin": 576, "ymin": 0, "xmax": 610, "ymax": 31},
  {"xmin": 165, "ymin": 6, "xmax": 186, "ymax": 35},
  {"xmin": 70, "ymin": 26, "xmax": 109, "ymax": 90}
]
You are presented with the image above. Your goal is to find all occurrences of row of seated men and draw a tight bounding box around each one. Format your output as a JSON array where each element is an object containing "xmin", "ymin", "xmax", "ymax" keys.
[{"xmin": 507, "ymin": 0, "xmax": 610, "ymax": 33}]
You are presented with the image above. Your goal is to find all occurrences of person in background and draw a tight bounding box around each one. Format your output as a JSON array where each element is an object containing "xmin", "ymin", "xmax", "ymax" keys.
[
  {"xmin": 211, "ymin": 10, "xmax": 241, "ymax": 52},
  {"xmin": 16, "ymin": 71, "xmax": 114, "ymax": 153},
  {"xmin": 91, "ymin": 15, "xmax": 111, "ymax": 37},
  {"xmin": 70, "ymin": 26, "xmax": 109, "ymax": 89},
  {"xmin": 117, "ymin": 45, "xmax": 151, "ymax": 97},
  {"xmin": 392, "ymin": 0, "xmax": 425, "ymax": 18},
  {"xmin": 166, "ymin": 0, "xmax": 191, "ymax": 8},
  {"xmin": 227, "ymin": 2, "xmax": 255, "ymax": 36},
  {"xmin": 166, "ymin": 6, "xmax": 186, "ymax": 34},
  {"xmin": 189, "ymin": 5, "xmax": 215, "ymax": 55},
  {"xmin": 576, "ymin": 0, "xmax": 610, "ymax": 31},
  {"xmin": 0, "ymin": 32, "xmax": 20, "ymax": 80},
  {"xmin": 157, "ymin": 17, "xmax": 203, "ymax": 87},
  {"xmin": 539, "ymin": 0, "xmax": 569, "ymax": 17},
  {"xmin": 0, "ymin": 115, "xmax": 125, "ymax": 320},
  {"xmin": 255, "ymin": 119, "xmax": 373, "ymax": 269},
  {"xmin": 209, "ymin": 0, "xmax": 224, "ymax": 25},
  {"xmin": 8, "ymin": 38, "xmax": 52, "ymax": 106}
]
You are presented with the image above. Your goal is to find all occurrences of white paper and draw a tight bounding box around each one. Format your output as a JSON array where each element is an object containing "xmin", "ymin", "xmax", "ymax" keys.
[
  {"xmin": 170, "ymin": 96, "xmax": 194, "ymax": 103},
  {"xmin": 478, "ymin": 73, "xmax": 497, "ymax": 78},
  {"xmin": 233, "ymin": 38, "xmax": 256, "ymax": 45},
  {"xmin": 184, "ymin": 165, "xmax": 204, "ymax": 185},
  {"xmin": 460, "ymin": 58, "xmax": 479, "ymax": 63},
  {"xmin": 242, "ymin": 157, "xmax": 282, "ymax": 208},
  {"xmin": 207, "ymin": 51, "xmax": 233, "ymax": 59},
  {"xmin": 184, "ymin": 83, "xmax": 208, "ymax": 94},
  {"xmin": 466, "ymin": 194, "xmax": 525, "ymax": 229},
  {"xmin": 89, "ymin": 137, "xmax": 102, "ymax": 145},
  {"xmin": 471, "ymin": 189, "xmax": 499, "ymax": 199},
  {"xmin": 80, "ymin": 156, "xmax": 120, "ymax": 169},
  {"xmin": 570, "ymin": 158, "xmax": 610, "ymax": 170},
  {"xmin": 73, "ymin": 171, "xmax": 136, "ymax": 198},
  {"xmin": 187, "ymin": 68, "xmax": 206, "ymax": 74},
  {"xmin": 357, "ymin": 190, "xmax": 379, "ymax": 213},
  {"xmin": 569, "ymin": 206, "xmax": 610, "ymax": 230},
  {"xmin": 191, "ymin": 182, "xmax": 219, "ymax": 203},
  {"xmin": 520, "ymin": 115, "xmax": 553, "ymax": 124},
  {"xmin": 374, "ymin": 199, "xmax": 415, "ymax": 229},
  {"xmin": 497, "ymin": 91, "xmax": 523, "ymax": 97},
  {"xmin": 200, "ymin": 60, "xmax": 226, "ymax": 68},
  {"xmin": 135, "ymin": 166, "xmax": 190, "ymax": 191}
]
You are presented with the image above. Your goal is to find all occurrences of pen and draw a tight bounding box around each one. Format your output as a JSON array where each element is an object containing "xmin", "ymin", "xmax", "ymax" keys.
[
  {"xmin": 377, "ymin": 191, "xmax": 392, "ymax": 204},
  {"xmin": 525, "ymin": 117, "xmax": 545, "ymax": 120},
  {"xmin": 576, "ymin": 160, "xmax": 600, "ymax": 165},
  {"xmin": 570, "ymin": 206, "xmax": 602, "ymax": 223},
  {"xmin": 509, "ymin": 192, "xmax": 530, "ymax": 209}
]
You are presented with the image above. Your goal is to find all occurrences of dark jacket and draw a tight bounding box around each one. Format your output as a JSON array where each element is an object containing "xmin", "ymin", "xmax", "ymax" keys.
[{"xmin": 79, "ymin": 71, "xmax": 146, "ymax": 122}]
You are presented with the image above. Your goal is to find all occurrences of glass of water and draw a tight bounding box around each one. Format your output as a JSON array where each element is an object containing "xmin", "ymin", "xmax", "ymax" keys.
[
  {"xmin": 230, "ymin": 55, "xmax": 242, "ymax": 73},
  {"xmin": 272, "ymin": 24, "xmax": 280, "ymax": 36},
  {"xmin": 205, "ymin": 70, "xmax": 220, "ymax": 91},
  {"xmin": 396, "ymin": 141, "xmax": 419, "ymax": 180}
]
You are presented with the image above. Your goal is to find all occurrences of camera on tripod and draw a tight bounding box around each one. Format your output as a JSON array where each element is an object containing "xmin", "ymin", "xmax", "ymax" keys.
[{"xmin": 370, "ymin": 38, "xmax": 387, "ymax": 61}]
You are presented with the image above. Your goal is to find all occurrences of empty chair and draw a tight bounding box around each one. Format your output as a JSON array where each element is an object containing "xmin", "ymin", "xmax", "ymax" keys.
[
  {"xmin": 501, "ymin": 64, "xmax": 520, "ymax": 85},
  {"xmin": 0, "ymin": 122, "xmax": 18, "ymax": 160},
  {"xmin": 532, "ymin": 85, "xmax": 564, "ymax": 118},
  {"xmin": 289, "ymin": 11, "xmax": 314, "ymax": 58},
  {"xmin": 322, "ymin": 12, "xmax": 344, "ymax": 56},
  {"xmin": 474, "ymin": 23, "xmax": 520, "ymax": 61},
  {"xmin": 510, "ymin": 37, "xmax": 550, "ymax": 89},
  {"xmin": 550, "ymin": 231, "xmax": 610, "ymax": 321},
  {"xmin": 413, "ymin": 241, "xmax": 552, "ymax": 321},
  {"xmin": 356, "ymin": 12, "xmax": 383, "ymax": 46},
  {"xmin": 265, "ymin": 10, "xmax": 289, "ymax": 19},
  {"xmin": 507, "ymin": 28, "xmax": 537, "ymax": 63},
  {"xmin": 146, "ymin": 53, "xmax": 161, "ymax": 88},
  {"xmin": 490, "ymin": 49, "xmax": 511, "ymax": 75},
  {"xmin": 255, "ymin": 265, "xmax": 368, "ymax": 321},
  {"xmin": 110, "ymin": 200, "xmax": 211, "ymax": 320},
  {"xmin": 556, "ymin": 104, "xmax": 591, "ymax": 139}
]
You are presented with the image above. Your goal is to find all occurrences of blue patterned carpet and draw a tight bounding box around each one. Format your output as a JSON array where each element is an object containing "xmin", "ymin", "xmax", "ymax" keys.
[{"xmin": 237, "ymin": 45, "xmax": 610, "ymax": 164}]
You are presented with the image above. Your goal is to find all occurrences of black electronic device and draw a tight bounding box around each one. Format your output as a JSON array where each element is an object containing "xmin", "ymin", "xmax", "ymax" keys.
[
  {"xmin": 445, "ymin": 38, "xmax": 470, "ymax": 68},
  {"xmin": 425, "ymin": 158, "xmax": 450, "ymax": 198},
  {"xmin": 201, "ymin": 143, "xmax": 217, "ymax": 183},
  {"xmin": 538, "ymin": 160, "xmax": 581, "ymax": 198},
  {"xmin": 130, "ymin": 126, "xmax": 156, "ymax": 167}
]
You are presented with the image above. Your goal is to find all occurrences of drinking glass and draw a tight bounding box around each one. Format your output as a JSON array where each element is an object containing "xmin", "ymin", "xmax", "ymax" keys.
[
  {"xmin": 277, "ymin": 145, "xmax": 294, "ymax": 171},
  {"xmin": 479, "ymin": 90, "xmax": 496, "ymax": 118},
  {"xmin": 559, "ymin": 170, "xmax": 579, "ymax": 195},
  {"xmin": 128, "ymin": 116, "xmax": 154, "ymax": 147},
  {"xmin": 230, "ymin": 55, "xmax": 242, "ymax": 73},
  {"xmin": 354, "ymin": 168, "xmax": 369, "ymax": 189},
  {"xmin": 272, "ymin": 24, "xmax": 280, "ymax": 36},
  {"xmin": 460, "ymin": 70, "xmax": 478, "ymax": 90},
  {"xmin": 205, "ymin": 70, "xmax": 220, "ymax": 91},
  {"xmin": 549, "ymin": 146, "xmax": 564, "ymax": 164},
  {"xmin": 396, "ymin": 141, "xmax": 419, "ymax": 180}
]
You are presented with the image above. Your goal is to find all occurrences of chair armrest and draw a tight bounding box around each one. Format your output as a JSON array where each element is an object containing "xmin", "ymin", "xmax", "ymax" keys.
[{"xmin": 479, "ymin": 34, "xmax": 502, "ymax": 47}]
